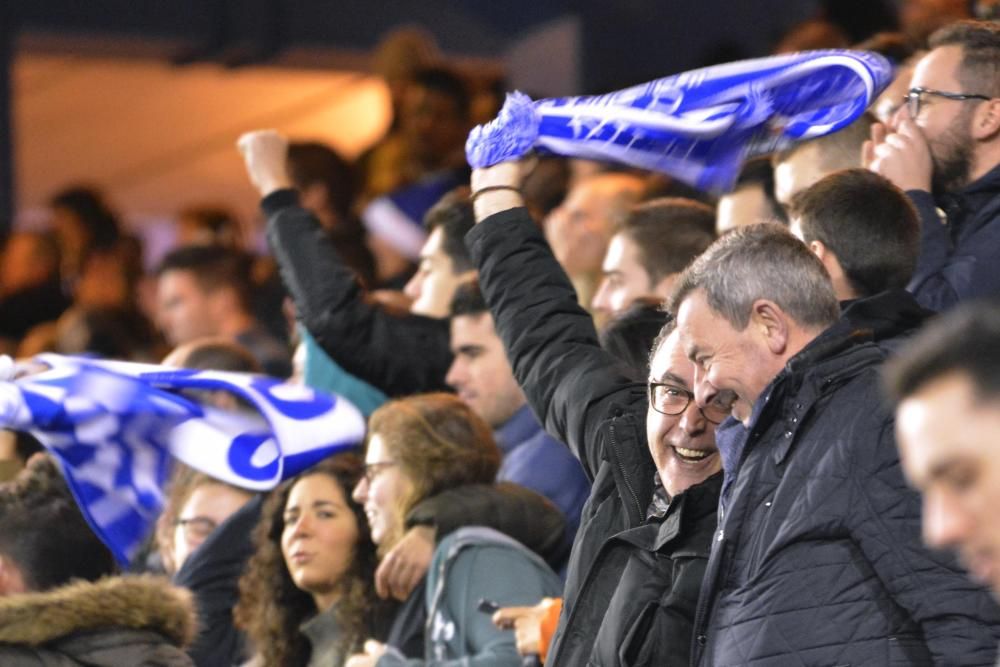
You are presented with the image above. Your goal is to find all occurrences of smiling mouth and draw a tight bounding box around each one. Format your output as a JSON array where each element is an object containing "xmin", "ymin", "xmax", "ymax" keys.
[{"xmin": 673, "ymin": 446, "xmax": 714, "ymax": 462}]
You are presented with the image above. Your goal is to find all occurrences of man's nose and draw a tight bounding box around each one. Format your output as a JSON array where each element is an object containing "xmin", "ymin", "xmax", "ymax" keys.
[
  {"xmin": 889, "ymin": 99, "xmax": 911, "ymax": 132},
  {"xmin": 923, "ymin": 491, "xmax": 969, "ymax": 550},
  {"xmin": 678, "ymin": 397, "xmax": 707, "ymax": 434},
  {"xmin": 403, "ymin": 272, "xmax": 424, "ymax": 301},
  {"xmin": 692, "ymin": 365, "xmax": 718, "ymax": 409}
]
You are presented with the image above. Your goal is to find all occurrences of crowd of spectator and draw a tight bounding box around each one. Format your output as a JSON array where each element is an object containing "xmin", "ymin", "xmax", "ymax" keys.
[{"xmin": 1, "ymin": 6, "xmax": 1000, "ymax": 667}]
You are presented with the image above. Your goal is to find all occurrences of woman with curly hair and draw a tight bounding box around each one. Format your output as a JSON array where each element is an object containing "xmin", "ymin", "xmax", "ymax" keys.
[
  {"xmin": 236, "ymin": 452, "xmax": 388, "ymax": 667},
  {"xmin": 345, "ymin": 393, "xmax": 563, "ymax": 667}
]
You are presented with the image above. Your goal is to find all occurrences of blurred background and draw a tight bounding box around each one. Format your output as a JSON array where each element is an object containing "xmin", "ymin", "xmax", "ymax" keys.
[{"xmin": 0, "ymin": 0, "xmax": 978, "ymax": 241}]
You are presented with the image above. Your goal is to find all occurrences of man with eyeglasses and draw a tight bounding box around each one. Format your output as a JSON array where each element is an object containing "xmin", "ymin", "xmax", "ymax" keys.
[
  {"xmin": 665, "ymin": 223, "xmax": 1000, "ymax": 665},
  {"xmin": 465, "ymin": 159, "xmax": 724, "ymax": 666},
  {"xmin": 865, "ymin": 19, "xmax": 1000, "ymax": 312}
]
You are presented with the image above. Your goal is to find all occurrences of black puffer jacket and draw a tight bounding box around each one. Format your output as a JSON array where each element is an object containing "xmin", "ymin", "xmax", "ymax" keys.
[
  {"xmin": 839, "ymin": 287, "xmax": 935, "ymax": 354},
  {"xmin": 692, "ymin": 322, "xmax": 1000, "ymax": 666},
  {"xmin": 467, "ymin": 207, "xmax": 720, "ymax": 667},
  {"xmin": 262, "ymin": 189, "xmax": 452, "ymax": 397}
]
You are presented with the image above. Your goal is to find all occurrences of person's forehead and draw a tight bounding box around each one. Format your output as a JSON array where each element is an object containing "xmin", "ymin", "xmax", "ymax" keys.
[
  {"xmin": 675, "ymin": 290, "xmax": 711, "ymax": 332},
  {"xmin": 898, "ymin": 372, "xmax": 1000, "ymax": 477},
  {"xmin": 450, "ymin": 312, "xmax": 497, "ymax": 344},
  {"xmin": 603, "ymin": 233, "xmax": 635, "ymax": 269},
  {"xmin": 365, "ymin": 433, "xmax": 388, "ymax": 462},
  {"xmin": 912, "ymin": 45, "xmax": 964, "ymax": 88},
  {"xmin": 159, "ymin": 270, "xmax": 200, "ymax": 295},
  {"xmin": 420, "ymin": 227, "xmax": 447, "ymax": 260},
  {"xmin": 649, "ymin": 330, "xmax": 693, "ymax": 384}
]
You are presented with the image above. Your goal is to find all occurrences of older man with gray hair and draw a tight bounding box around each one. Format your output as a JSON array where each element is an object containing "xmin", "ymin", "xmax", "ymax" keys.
[{"xmin": 669, "ymin": 223, "xmax": 1000, "ymax": 666}]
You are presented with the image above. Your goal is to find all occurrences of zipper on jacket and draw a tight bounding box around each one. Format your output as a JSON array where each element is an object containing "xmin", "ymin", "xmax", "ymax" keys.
[{"xmin": 608, "ymin": 421, "xmax": 643, "ymax": 524}]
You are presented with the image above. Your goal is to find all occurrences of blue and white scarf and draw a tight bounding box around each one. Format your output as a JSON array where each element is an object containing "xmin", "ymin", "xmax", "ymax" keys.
[
  {"xmin": 0, "ymin": 354, "xmax": 365, "ymax": 565},
  {"xmin": 466, "ymin": 50, "xmax": 893, "ymax": 192}
]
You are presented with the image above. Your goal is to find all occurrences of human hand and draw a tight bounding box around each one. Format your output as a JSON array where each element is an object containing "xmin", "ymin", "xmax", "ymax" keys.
[
  {"xmin": 236, "ymin": 130, "xmax": 294, "ymax": 197},
  {"xmin": 345, "ymin": 640, "xmax": 387, "ymax": 667},
  {"xmin": 863, "ymin": 118, "xmax": 933, "ymax": 192},
  {"xmin": 492, "ymin": 603, "xmax": 545, "ymax": 656},
  {"xmin": 375, "ymin": 525, "xmax": 434, "ymax": 600},
  {"xmin": 470, "ymin": 157, "xmax": 535, "ymax": 222}
]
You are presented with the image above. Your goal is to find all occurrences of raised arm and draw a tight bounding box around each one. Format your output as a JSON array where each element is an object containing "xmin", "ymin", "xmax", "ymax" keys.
[
  {"xmin": 465, "ymin": 162, "xmax": 645, "ymax": 477},
  {"xmin": 238, "ymin": 131, "xmax": 452, "ymax": 396}
]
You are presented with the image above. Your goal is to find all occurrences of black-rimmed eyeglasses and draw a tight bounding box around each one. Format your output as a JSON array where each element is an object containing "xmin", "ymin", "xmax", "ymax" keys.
[
  {"xmin": 647, "ymin": 382, "xmax": 731, "ymax": 424},
  {"xmin": 904, "ymin": 87, "xmax": 992, "ymax": 119}
]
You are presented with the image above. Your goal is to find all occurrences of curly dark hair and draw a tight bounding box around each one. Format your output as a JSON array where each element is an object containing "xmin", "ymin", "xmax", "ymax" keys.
[{"xmin": 235, "ymin": 452, "xmax": 378, "ymax": 666}]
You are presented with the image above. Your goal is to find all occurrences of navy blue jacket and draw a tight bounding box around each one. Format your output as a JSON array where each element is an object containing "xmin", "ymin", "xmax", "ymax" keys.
[
  {"xmin": 906, "ymin": 163, "xmax": 1000, "ymax": 311},
  {"xmin": 495, "ymin": 404, "xmax": 590, "ymax": 548},
  {"xmin": 692, "ymin": 322, "xmax": 1000, "ymax": 666}
]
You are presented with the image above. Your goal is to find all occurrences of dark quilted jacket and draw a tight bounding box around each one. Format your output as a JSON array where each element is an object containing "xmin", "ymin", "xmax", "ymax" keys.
[
  {"xmin": 467, "ymin": 207, "xmax": 719, "ymax": 666},
  {"xmin": 692, "ymin": 322, "xmax": 1000, "ymax": 666}
]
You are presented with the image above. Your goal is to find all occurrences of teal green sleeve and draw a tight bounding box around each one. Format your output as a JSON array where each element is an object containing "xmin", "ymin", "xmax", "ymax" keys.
[{"xmin": 300, "ymin": 326, "xmax": 387, "ymax": 417}]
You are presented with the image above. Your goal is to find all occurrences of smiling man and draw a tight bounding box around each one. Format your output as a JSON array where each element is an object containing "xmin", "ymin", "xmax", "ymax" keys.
[
  {"xmin": 465, "ymin": 160, "xmax": 723, "ymax": 666},
  {"xmin": 667, "ymin": 223, "xmax": 1000, "ymax": 665},
  {"xmin": 888, "ymin": 303, "xmax": 1000, "ymax": 596}
]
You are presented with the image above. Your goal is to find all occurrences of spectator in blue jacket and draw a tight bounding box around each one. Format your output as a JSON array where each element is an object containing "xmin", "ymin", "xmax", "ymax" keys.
[{"xmin": 445, "ymin": 282, "xmax": 589, "ymax": 556}]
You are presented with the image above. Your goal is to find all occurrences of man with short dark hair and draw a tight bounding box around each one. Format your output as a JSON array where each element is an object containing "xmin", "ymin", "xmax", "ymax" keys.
[
  {"xmin": 715, "ymin": 157, "xmax": 786, "ymax": 234},
  {"xmin": 0, "ymin": 454, "xmax": 197, "ymax": 664},
  {"xmin": 772, "ymin": 113, "xmax": 875, "ymax": 206},
  {"xmin": 866, "ymin": 20, "xmax": 1000, "ymax": 310},
  {"xmin": 788, "ymin": 168, "xmax": 934, "ymax": 349},
  {"xmin": 789, "ymin": 168, "xmax": 919, "ymax": 300},
  {"xmin": 402, "ymin": 187, "xmax": 477, "ymax": 318},
  {"xmin": 591, "ymin": 198, "xmax": 716, "ymax": 317},
  {"xmin": 667, "ymin": 223, "xmax": 1000, "ymax": 665},
  {"xmin": 238, "ymin": 130, "xmax": 472, "ymax": 396},
  {"xmin": 156, "ymin": 245, "xmax": 291, "ymax": 378},
  {"xmin": 445, "ymin": 282, "xmax": 589, "ymax": 548},
  {"xmin": 888, "ymin": 302, "xmax": 1000, "ymax": 600}
]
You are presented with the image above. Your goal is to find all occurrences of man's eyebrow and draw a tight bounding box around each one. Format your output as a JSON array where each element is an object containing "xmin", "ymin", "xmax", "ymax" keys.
[
  {"xmin": 925, "ymin": 458, "xmax": 967, "ymax": 482},
  {"xmin": 455, "ymin": 344, "xmax": 484, "ymax": 355},
  {"xmin": 653, "ymin": 371, "xmax": 690, "ymax": 388}
]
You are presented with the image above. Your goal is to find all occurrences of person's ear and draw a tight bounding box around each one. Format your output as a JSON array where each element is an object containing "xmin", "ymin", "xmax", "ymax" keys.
[
  {"xmin": 0, "ymin": 554, "xmax": 27, "ymax": 595},
  {"xmin": 971, "ymin": 98, "xmax": 1000, "ymax": 141},
  {"xmin": 749, "ymin": 299, "xmax": 789, "ymax": 355}
]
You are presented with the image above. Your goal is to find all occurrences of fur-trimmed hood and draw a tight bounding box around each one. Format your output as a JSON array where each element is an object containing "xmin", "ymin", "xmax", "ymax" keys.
[{"xmin": 0, "ymin": 575, "xmax": 196, "ymax": 648}]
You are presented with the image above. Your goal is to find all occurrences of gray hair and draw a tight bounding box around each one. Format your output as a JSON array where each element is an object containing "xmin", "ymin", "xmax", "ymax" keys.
[{"xmin": 667, "ymin": 223, "xmax": 839, "ymax": 331}]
